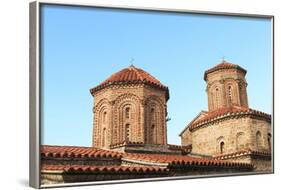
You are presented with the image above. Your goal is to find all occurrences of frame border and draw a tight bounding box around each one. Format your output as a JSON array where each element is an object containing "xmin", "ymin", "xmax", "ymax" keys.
[{"xmin": 29, "ymin": 1, "xmax": 274, "ymax": 188}]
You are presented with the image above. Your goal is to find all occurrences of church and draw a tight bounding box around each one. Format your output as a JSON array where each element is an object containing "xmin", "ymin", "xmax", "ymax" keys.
[{"xmin": 40, "ymin": 60, "xmax": 272, "ymax": 185}]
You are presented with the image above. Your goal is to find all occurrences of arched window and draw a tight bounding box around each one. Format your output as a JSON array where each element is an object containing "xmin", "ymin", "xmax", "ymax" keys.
[
  {"xmin": 220, "ymin": 142, "xmax": 225, "ymax": 154},
  {"xmin": 228, "ymin": 86, "xmax": 233, "ymax": 104},
  {"xmin": 125, "ymin": 124, "xmax": 130, "ymax": 142},
  {"xmin": 150, "ymin": 124, "xmax": 155, "ymax": 144},
  {"xmin": 102, "ymin": 128, "xmax": 106, "ymax": 147},
  {"xmin": 256, "ymin": 131, "xmax": 262, "ymax": 149},
  {"xmin": 102, "ymin": 111, "xmax": 107, "ymax": 124},
  {"xmin": 151, "ymin": 108, "xmax": 155, "ymax": 121},
  {"xmin": 125, "ymin": 107, "xmax": 130, "ymax": 119},
  {"xmin": 215, "ymin": 87, "xmax": 219, "ymax": 108}
]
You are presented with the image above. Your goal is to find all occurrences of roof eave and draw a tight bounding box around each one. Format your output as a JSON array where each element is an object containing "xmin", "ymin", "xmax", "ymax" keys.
[{"xmin": 204, "ymin": 66, "xmax": 247, "ymax": 81}]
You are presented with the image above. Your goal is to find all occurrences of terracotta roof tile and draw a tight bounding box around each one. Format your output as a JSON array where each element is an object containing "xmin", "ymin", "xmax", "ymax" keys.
[
  {"xmin": 122, "ymin": 152, "xmax": 252, "ymax": 168},
  {"xmin": 90, "ymin": 65, "xmax": 169, "ymax": 99},
  {"xmin": 41, "ymin": 145, "xmax": 123, "ymax": 159},
  {"xmin": 188, "ymin": 106, "xmax": 271, "ymax": 131},
  {"xmin": 204, "ymin": 60, "xmax": 247, "ymax": 80},
  {"xmin": 213, "ymin": 149, "xmax": 272, "ymax": 160},
  {"xmin": 167, "ymin": 144, "xmax": 192, "ymax": 154},
  {"xmin": 41, "ymin": 164, "xmax": 169, "ymax": 173},
  {"xmin": 41, "ymin": 145, "xmax": 253, "ymax": 169}
]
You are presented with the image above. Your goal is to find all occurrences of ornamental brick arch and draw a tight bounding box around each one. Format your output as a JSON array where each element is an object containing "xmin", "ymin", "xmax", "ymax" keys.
[
  {"xmin": 144, "ymin": 95, "xmax": 166, "ymax": 145},
  {"xmin": 209, "ymin": 83, "xmax": 223, "ymax": 110},
  {"xmin": 98, "ymin": 106, "xmax": 109, "ymax": 148},
  {"xmin": 216, "ymin": 136, "xmax": 225, "ymax": 154},
  {"xmin": 113, "ymin": 94, "xmax": 141, "ymax": 144},
  {"xmin": 92, "ymin": 98, "xmax": 111, "ymax": 148},
  {"xmin": 93, "ymin": 98, "xmax": 110, "ymax": 113},
  {"xmin": 238, "ymin": 80, "xmax": 248, "ymax": 107},
  {"xmin": 224, "ymin": 79, "xmax": 240, "ymax": 106}
]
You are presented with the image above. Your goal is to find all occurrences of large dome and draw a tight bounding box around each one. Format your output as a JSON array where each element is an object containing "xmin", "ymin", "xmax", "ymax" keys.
[{"xmin": 90, "ymin": 65, "xmax": 169, "ymax": 99}]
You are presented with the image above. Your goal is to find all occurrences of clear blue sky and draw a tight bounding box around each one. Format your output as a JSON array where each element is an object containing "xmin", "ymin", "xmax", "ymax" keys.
[{"xmin": 41, "ymin": 4, "xmax": 272, "ymax": 146}]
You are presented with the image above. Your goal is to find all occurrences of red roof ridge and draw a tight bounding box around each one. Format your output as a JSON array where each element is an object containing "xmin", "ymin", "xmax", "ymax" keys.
[
  {"xmin": 41, "ymin": 145, "xmax": 93, "ymax": 149},
  {"xmin": 129, "ymin": 65, "xmax": 144, "ymax": 81},
  {"xmin": 188, "ymin": 106, "xmax": 271, "ymax": 131},
  {"xmin": 179, "ymin": 110, "xmax": 208, "ymax": 136}
]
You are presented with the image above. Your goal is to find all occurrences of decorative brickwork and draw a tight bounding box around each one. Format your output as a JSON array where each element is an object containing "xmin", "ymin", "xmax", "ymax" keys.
[
  {"xmin": 40, "ymin": 61, "xmax": 272, "ymax": 185},
  {"xmin": 205, "ymin": 60, "xmax": 248, "ymax": 111},
  {"xmin": 40, "ymin": 145, "xmax": 253, "ymax": 185},
  {"xmin": 180, "ymin": 60, "xmax": 272, "ymax": 171},
  {"xmin": 91, "ymin": 65, "xmax": 169, "ymax": 149}
]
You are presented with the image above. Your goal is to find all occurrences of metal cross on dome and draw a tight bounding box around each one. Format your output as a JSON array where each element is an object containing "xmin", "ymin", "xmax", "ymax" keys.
[{"xmin": 130, "ymin": 58, "xmax": 135, "ymax": 67}]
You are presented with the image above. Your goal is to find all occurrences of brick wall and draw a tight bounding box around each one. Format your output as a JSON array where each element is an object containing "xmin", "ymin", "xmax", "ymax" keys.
[
  {"xmin": 206, "ymin": 69, "xmax": 248, "ymax": 111},
  {"xmin": 92, "ymin": 84, "xmax": 168, "ymax": 149}
]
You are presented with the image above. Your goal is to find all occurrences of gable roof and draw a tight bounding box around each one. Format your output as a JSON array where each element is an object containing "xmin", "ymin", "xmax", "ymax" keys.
[
  {"xmin": 182, "ymin": 106, "xmax": 271, "ymax": 133},
  {"xmin": 179, "ymin": 111, "xmax": 208, "ymax": 136}
]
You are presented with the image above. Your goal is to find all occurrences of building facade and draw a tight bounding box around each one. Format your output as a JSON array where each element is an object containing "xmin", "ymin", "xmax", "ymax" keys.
[
  {"xmin": 90, "ymin": 65, "xmax": 169, "ymax": 150},
  {"xmin": 40, "ymin": 61, "xmax": 272, "ymax": 185},
  {"xmin": 180, "ymin": 60, "xmax": 272, "ymax": 171}
]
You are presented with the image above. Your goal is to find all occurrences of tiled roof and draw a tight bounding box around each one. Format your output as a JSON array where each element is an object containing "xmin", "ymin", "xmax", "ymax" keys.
[
  {"xmin": 109, "ymin": 142, "xmax": 192, "ymax": 154},
  {"xmin": 42, "ymin": 164, "xmax": 169, "ymax": 173},
  {"xmin": 90, "ymin": 65, "xmax": 169, "ymax": 99},
  {"xmin": 122, "ymin": 152, "xmax": 252, "ymax": 168},
  {"xmin": 213, "ymin": 149, "xmax": 272, "ymax": 160},
  {"xmin": 188, "ymin": 106, "xmax": 271, "ymax": 131},
  {"xmin": 167, "ymin": 144, "xmax": 192, "ymax": 154},
  {"xmin": 204, "ymin": 60, "xmax": 247, "ymax": 80},
  {"xmin": 41, "ymin": 145, "xmax": 123, "ymax": 159},
  {"xmin": 41, "ymin": 145, "xmax": 253, "ymax": 169},
  {"xmin": 109, "ymin": 141, "xmax": 145, "ymax": 149}
]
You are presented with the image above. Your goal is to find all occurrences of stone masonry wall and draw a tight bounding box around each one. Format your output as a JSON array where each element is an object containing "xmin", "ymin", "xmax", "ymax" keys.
[{"xmin": 190, "ymin": 117, "xmax": 271, "ymax": 156}]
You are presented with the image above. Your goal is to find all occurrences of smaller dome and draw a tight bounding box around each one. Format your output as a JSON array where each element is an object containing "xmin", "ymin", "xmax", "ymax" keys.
[
  {"xmin": 204, "ymin": 60, "xmax": 247, "ymax": 80},
  {"xmin": 90, "ymin": 65, "xmax": 169, "ymax": 99}
]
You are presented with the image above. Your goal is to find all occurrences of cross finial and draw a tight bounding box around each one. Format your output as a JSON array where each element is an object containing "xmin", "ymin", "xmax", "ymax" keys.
[
  {"xmin": 129, "ymin": 58, "xmax": 135, "ymax": 67},
  {"xmin": 222, "ymin": 56, "xmax": 225, "ymax": 62}
]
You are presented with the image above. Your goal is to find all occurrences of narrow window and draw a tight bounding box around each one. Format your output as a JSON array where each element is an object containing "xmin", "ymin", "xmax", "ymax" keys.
[
  {"xmin": 220, "ymin": 141, "xmax": 225, "ymax": 154},
  {"xmin": 125, "ymin": 124, "xmax": 130, "ymax": 142},
  {"xmin": 102, "ymin": 128, "xmax": 106, "ymax": 147},
  {"xmin": 125, "ymin": 107, "xmax": 130, "ymax": 119},
  {"xmin": 228, "ymin": 86, "xmax": 233, "ymax": 104},
  {"xmin": 102, "ymin": 111, "xmax": 107, "ymax": 124},
  {"xmin": 150, "ymin": 124, "xmax": 155, "ymax": 144},
  {"xmin": 151, "ymin": 108, "xmax": 155, "ymax": 121},
  {"xmin": 215, "ymin": 88, "xmax": 219, "ymax": 108}
]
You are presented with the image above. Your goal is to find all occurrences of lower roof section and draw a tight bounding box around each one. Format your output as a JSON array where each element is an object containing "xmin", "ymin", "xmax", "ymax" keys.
[{"xmin": 41, "ymin": 145, "xmax": 253, "ymax": 169}]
